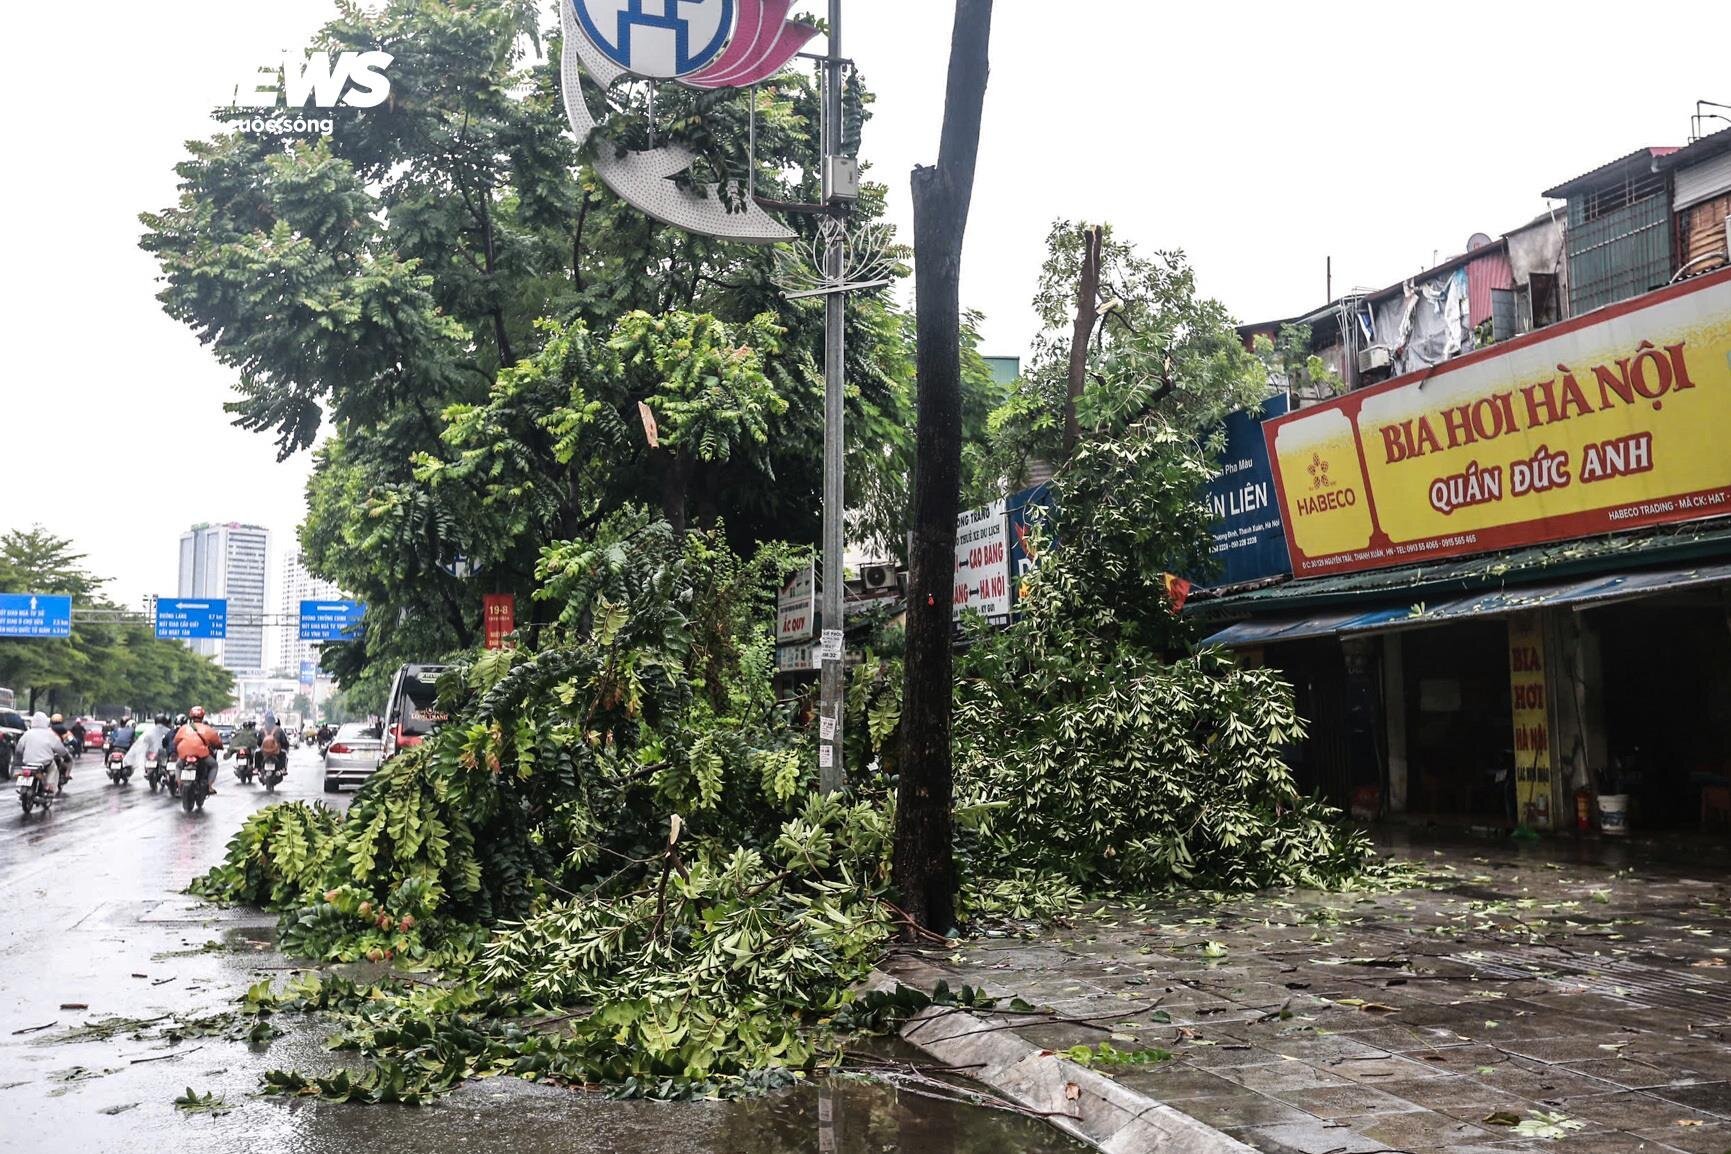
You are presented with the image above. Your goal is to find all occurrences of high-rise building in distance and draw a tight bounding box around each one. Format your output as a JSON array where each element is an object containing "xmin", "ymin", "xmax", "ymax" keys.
[
  {"xmin": 276, "ymin": 549, "xmax": 342, "ymax": 677},
  {"xmin": 177, "ymin": 523, "xmax": 270, "ymax": 675}
]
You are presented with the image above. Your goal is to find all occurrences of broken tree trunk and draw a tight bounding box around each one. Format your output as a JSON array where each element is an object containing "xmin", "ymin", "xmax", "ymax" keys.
[
  {"xmin": 1062, "ymin": 225, "xmax": 1103, "ymax": 458},
  {"xmin": 896, "ymin": 0, "xmax": 995, "ymax": 937}
]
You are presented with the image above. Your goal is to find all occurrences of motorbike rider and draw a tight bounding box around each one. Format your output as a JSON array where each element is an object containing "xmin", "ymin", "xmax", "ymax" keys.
[
  {"xmin": 227, "ymin": 718, "xmax": 261, "ymax": 775},
  {"xmin": 108, "ymin": 717, "xmax": 138, "ymax": 755},
  {"xmin": 15, "ymin": 713, "xmax": 70, "ymax": 794},
  {"xmin": 69, "ymin": 717, "xmax": 87, "ymax": 756},
  {"xmin": 259, "ymin": 712, "xmax": 291, "ymax": 779},
  {"xmin": 173, "ymin": 707, "xmax": 225, "ymax": 794},
  {"xmin": 49, "ymin": 715, "xmax": 73, "ymax": 780},
  {"xmin": 124, "ymin": 714, "xmax": 173, "ymax": 777}
]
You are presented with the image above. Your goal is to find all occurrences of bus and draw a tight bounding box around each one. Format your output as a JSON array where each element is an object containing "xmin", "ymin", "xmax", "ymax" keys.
[{"xmin": 382, "ymin": 664, "xmax": 450, "ymax": 760}]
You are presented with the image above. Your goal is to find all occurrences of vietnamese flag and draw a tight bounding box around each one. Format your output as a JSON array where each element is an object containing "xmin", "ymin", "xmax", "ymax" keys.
[{"xmin": 1161, "ymin": 573, "xmax": 1193, "ymax": 613}]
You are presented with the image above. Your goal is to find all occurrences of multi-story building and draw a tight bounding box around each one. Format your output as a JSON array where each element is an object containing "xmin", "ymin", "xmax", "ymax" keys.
[
  {"xmin": 177, "ymin": 523, "xmax": 270, "ymax": 675},
  {"xmin": 1191, "ymin": 124, "xmax": 1731, "ymax": 840},
  {"xmin": 276, "ymin": 549, "xmax": 342, "ymax": 678}
]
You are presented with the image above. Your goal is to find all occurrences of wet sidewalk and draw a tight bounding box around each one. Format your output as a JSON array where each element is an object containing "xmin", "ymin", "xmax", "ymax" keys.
[{"xmin": 886, "ymin": 830, "xmax": 1731, "ymax": 1153}]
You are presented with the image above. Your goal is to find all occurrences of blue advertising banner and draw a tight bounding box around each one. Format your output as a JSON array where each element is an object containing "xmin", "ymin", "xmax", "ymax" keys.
[
  {"xmin": 1205, "ymin": 395, "xmax": 1293, "ymax": 587},
  {"xmin": 1006, "ymin": 481, "xmax": 1057, "ymax": 606},
  {"xmin": 0, "ymin": 594, "xmax": 73, "ymax": 638},
  {"xmin": 299, "ymin": 600, "xmax": 366, "ymax": 642},
  {"xmin": 154, "ymin": 598, "xmax": 228, "ymax": 641}
]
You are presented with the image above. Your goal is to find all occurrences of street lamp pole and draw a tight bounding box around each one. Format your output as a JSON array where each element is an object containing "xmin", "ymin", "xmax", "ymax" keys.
[{"xmin": 817, "ymin": 0, "xmax": 848, "ymax": 796}]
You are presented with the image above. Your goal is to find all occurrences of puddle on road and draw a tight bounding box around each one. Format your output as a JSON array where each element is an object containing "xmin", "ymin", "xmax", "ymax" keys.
[{"xmin": 254, "ymin": 1074, "xmax": 1090, "ymax": 1154}]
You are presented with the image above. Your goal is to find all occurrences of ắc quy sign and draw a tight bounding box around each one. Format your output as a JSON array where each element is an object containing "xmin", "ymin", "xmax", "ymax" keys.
[{"xmin": 1265, "ymin": 268, "xmax": 1731, "ymax": 577}]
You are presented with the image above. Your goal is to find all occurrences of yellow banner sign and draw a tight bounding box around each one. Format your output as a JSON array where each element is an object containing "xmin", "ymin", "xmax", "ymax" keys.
[
  {"xmin": 1508, "ymin": 614, "xmax": 1552, "ymax": 830},
  {"xmin": 1266, "ymin": 269, "xmax": 1731, "ymax": 576}
]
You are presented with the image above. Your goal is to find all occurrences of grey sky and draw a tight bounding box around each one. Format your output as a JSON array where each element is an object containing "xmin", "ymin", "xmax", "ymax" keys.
[{"xmin": 6, "ymin": 0, "xmax": 1721, "ymax": 612}]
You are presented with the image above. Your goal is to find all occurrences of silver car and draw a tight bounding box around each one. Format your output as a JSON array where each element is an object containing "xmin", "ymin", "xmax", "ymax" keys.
[{"xmin": 323, "ymin": 723, "xmax": 384, "ymax": 793}]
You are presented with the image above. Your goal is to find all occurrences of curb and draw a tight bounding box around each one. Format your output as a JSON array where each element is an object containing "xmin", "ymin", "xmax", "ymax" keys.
[{"xmin": 872, "ymin": 973, "xmax": 1258, "ymax": 1154}]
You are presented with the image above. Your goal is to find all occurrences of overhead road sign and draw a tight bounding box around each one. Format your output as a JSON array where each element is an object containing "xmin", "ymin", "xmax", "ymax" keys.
[
  {"xmin": 154, "ymin": 598, "xmax": 229, "ymax": 641},
  {"xmin": 298, "ymin": 600, "xmax": 366, "ymax": 642},
  {"xmin": 0, "ymin": 594, "xmax": 73, "ymax": 638}
]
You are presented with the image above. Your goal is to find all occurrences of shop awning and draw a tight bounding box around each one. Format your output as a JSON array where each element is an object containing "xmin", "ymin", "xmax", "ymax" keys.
[
  {"xmin": 1200, "ymin": 608, "xmax": 1413, "ymax": 648},
  {"xmin": 1200, "ymin": 560, "xmax": 1731, "ymax": 649}
]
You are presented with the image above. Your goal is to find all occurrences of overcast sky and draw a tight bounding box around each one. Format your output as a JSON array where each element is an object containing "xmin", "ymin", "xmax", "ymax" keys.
[{"xmin": 5, "ymin": 0, "xmax": 1722, "ymax": 613}]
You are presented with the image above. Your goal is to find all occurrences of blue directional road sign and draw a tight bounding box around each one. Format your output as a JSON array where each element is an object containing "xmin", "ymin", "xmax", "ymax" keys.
[
  {"xmin": 299, "ymin": 600, "xmax": 366, "ymax": 642},
  {"xmin": 299, "ymin": 659, "xmax": 318, "ymax": 687},
  {"xmin": 154, "ymin": 598, "xmax": 229, "ymax": 641},
  {"xmin": 0, "ymin": 594, "xmax": 73, "ymax": 638}
]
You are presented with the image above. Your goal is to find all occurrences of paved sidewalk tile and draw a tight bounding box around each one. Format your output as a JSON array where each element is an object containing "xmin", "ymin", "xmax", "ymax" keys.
[{"xmin": 886, "ymin": 828, "xmax": 1731, "ymax": 1154}]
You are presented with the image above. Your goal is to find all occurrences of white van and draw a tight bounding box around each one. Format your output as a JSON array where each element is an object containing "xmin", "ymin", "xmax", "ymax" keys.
[{"xmin": 382, "ymin": 664, "xmax": 450, "ymax": 760}]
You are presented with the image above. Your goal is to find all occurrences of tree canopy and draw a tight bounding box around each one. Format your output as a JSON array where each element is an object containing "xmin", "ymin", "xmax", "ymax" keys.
[
  {"xmin": 979, "ymin": 220, "xmax": 1271, "ymax": 494},
  {"xmin": 142, "ymin": 0, "xmax": 1002, "ymax": 689}
]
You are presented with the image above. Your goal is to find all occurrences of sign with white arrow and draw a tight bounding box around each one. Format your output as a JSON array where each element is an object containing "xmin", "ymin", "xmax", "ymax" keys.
[
  {"xmin": 153, "ymin": 598, "xmax": 229, "ymax": 641},
  {"xmin": 298, "ymin": 600, "xmax": 366, "ymax": 642},
  {"xmin": 0, "ymin": 593, "xmax": 74, "ymax": 638}
]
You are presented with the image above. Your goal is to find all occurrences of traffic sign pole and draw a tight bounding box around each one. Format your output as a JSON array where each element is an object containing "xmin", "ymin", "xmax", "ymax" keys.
[{"xmin": 817, "ymin": 0, "xmax": 847, "ymax": 797}]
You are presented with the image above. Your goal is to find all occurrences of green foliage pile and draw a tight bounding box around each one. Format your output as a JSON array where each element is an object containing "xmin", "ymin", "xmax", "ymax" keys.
[
  {"xmin": 190, "ymin": 802, "xmax": 342, "ymax": 909},
  {"xmin": 955, "ymin": 423, "xmax": 1380, "ymax": 892},
  {"xmin": 194, "ymin": 514, "xmax": 894, "ymax": 1097}
]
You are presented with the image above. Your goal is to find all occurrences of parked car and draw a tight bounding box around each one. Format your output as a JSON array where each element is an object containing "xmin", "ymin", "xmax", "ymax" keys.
[
  {"xmin": 382, "ymin": 664, "xmax": 449, "ymax": 760},
  {"xmin": 0, "ymin": 709, "xmax": 26, "ymax": 780},
  {"xmin": 323, "ymin": 722, "xmax": 385, "ymax": 793}
]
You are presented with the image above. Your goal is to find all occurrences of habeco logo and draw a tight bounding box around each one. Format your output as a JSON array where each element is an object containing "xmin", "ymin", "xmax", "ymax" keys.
[
  {"xmin": 573, "ymin": 0, "xmax": 737, "ymax": 80},
  {"xmin": 229, "ymin": 51, "xmax": 396, "ymax": 136}
]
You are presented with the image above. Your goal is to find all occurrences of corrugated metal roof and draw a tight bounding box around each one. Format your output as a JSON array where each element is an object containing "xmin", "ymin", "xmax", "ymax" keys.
[
  {"xmin": 1542, "ymin": 146, "xmax": 1680, "ymax": 200},
  {"xmin": 1240, "ymin": 239, "xmax": 1511, "ymax": 337},
  {"xmin": 1189, "ymin": 520, "xmax": 1731, "ymax": 620},
  {"xmin": 1199, "ymin": 559, "xmax": 1731, "ymax": 648},
  {"xmin": 1655, "ymin": 127, "xmax": 1731, "ymax": 173}
]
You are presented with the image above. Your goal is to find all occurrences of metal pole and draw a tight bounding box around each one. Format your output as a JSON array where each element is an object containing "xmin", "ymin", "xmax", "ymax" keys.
[{"xmin": 818, "ymin": 0, "xmax": 847, "ymax": 795}]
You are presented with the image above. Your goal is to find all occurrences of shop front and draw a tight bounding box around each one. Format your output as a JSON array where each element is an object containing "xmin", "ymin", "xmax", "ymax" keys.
[{"xmin": 1198, "ymin": 267, "xmax": 1731, "ymax": 835}]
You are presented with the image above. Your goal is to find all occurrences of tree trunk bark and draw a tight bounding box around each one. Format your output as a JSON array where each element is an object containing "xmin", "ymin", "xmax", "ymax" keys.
[
  {"xmin": 1062, "ymin": 225, "xmax": 1102, "ymax": 458},
  {"xmin": 896, "ymin": 0, "xmax": 994, "ymax": 938},
  {"xmin": 659, "ymin": 450, "xmax": 690, "ymax": 536}
]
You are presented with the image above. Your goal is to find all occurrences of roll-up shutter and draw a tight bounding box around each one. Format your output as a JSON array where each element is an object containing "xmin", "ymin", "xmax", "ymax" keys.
[{"xmin": 1675, "ymin": 150, "xmax": 1731, "ymax": 211}]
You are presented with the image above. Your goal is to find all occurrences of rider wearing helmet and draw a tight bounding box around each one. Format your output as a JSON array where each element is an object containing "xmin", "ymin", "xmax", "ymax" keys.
[
  {"xmin": 173, "ymin": 707, "xmax": 225, "ymax": 794},
  {"xmin": 47, "ymin": 715, "xmax": 72, "ymax": 781},
  {"xmin": 258, "ymin": 712, "xmax": 290, "ymax": 778},
  {"xmin": 124, "ymin": 713, "xmax": 174, "ymax": 778},
  {"xmin": 15, "ymin": 713, "xmax": 70, "ymax": 794},
  {"xmin": 227, "ymin": 718, "xmax": 261, "ymax": 777}
]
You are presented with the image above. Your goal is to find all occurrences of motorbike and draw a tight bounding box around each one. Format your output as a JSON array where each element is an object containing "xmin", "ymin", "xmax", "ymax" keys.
[
  {"xmin": 17, "ymin": 756, "xmax": 65, "ymax": 816},
  {"xmin": 231, "ymin": 748, "xmax": 256, "ymax": 786},
  {"xmin": 143, "ymin": 749, "xmax": 166, "ymax": 793},
  {"xmin": 177, "ymin": 757, "xmax": 208, "ymax": 813},
  {"xmin": 105, "ymin": 742, "xmax": 132, "ymax": 785},
  {"xmin": 259, "ymin": 750, "xmax": 286, "ymax": 793}
]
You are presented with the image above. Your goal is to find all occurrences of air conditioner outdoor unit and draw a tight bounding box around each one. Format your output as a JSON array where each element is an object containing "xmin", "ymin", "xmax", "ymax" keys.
[
  {"xmin": 1358, "ymin": 345, "xmax": 1393, "ymax": 374},
  {"xmin": 860, "ymin": 564, "xmax": 901, "ymax": 594}
]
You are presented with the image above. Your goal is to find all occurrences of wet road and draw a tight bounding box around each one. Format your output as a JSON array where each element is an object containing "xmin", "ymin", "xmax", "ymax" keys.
[{"xmin": 0, "ymin": 748, "xmax": 1084, "ymax": 1154}]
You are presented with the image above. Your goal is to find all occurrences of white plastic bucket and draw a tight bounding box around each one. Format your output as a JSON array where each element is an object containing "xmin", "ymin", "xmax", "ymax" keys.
[{"xmin": 1598, "ymin": 794, "xmax": 1630, "ymax": 836}]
